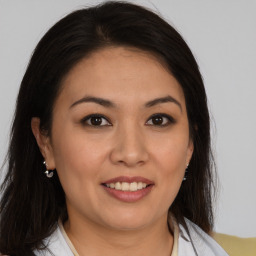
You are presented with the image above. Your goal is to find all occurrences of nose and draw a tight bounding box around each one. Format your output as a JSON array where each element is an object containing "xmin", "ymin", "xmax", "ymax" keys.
[{"xmin": 110, "ymin": 125, "xmax": 149, "ymax": 167}]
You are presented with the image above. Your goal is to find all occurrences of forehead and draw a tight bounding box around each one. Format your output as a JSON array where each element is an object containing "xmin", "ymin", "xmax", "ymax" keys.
[{"xmin": 58, "ymin": 46, "xmax": 185, "ymax": 108}]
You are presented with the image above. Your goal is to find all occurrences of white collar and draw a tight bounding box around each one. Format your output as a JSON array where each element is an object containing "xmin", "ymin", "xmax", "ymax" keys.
[{"xmin": 34, "ymin": 218, "xmax": 228, "ymax": 256}]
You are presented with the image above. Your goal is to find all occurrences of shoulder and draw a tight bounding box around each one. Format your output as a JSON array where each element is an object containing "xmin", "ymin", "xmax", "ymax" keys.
[
  {"xmin": 178, "ymin": 218, "xmax": 229, "ymax": 256},
  {"xmin": 33, "ymin": 225, "xmax": 73, "ymax": 256}
]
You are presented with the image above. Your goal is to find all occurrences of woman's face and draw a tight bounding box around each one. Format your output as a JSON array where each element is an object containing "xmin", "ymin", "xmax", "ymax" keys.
[{"xmin": 38, "ymin": 47, "xmax": 193, "ymax": 230}]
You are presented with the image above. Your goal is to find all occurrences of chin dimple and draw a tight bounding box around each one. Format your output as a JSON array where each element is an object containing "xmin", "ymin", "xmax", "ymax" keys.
[{"xmin": 103, "ymin": 181, "xmax": 148, "ymax": 192}]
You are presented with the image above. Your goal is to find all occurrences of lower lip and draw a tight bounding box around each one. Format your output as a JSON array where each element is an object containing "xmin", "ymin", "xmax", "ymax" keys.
[{"xmin": 102, "ymin": 185, "xmax": 154, "ymax": 202}]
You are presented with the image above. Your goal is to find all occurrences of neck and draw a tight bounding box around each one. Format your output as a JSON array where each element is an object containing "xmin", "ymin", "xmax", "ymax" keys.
[{"xmin": 64, "ymin": 214, "xmax": 173, "ymax": 256}]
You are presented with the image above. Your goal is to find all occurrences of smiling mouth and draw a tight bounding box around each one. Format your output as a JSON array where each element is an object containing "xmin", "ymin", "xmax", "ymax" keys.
[
  {"xmin": 102, "ymin": 181, "xmax": 152, "ymax": 192},
  {"xmin": 101, "ymin": 177, "xmax": 154, "ymax": 202}
]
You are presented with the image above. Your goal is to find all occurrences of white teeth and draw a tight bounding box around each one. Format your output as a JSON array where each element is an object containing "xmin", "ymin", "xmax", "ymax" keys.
[
  {"xmin": 115, "ymin": 182, "xmax": 121, "ymax": 190},
  {"xmin": 105, "ymin": 181, "xmax": 148, "ymax": 191},
  {"xmin": 130, "ymin": 182, "xmax": 137, "ymax": 191},
  {"xmin": 121, "ymin": 182, "xmax": 130, "ymax": 191}
]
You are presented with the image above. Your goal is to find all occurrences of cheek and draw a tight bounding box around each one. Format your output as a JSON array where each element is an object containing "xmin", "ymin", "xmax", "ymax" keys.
[
  {"xmin": 50, "ymin": 125, "xmax": 110, "ymax": 192},
  {"xmin": 52, "ymin": 121, "xmax": 106, "ymax": 165},
  {"xmin": 157, "ymin": 145, "xmax": 186, "ymax": 188},
  {"xmin": 51, "ymin": 133, "xmax": 108, "ymax": 211},
  {"xmin": 151, "ymin": 129, "xmax": 190, "ymax": 169},
  {"xmin": 150, "ymin": 131, "xmax": 189, "ymax": 197}
]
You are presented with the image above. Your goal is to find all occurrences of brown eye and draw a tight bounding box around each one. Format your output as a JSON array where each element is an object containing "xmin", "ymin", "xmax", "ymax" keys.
[
  {"xmin": 146, "ymin": 114, "xmax": 175, "ymax": 126},
  {"xmin": 151, "ymin": 116, "xmax": 164, "ymax": 125},
  {"xmin": 81, "ymin": 114, "xmax": 111, "ymax": 126},
  {"xmin": 91, "ymin": 116, "xmax": 103, "ymax": 125}
]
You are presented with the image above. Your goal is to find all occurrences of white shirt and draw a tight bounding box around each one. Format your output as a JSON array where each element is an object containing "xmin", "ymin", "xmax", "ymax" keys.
[{"xmin": 33, "ymin": 218, "xmax": 229, "ymax": 256}]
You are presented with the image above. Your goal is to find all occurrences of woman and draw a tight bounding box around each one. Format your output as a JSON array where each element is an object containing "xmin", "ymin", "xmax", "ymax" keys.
[{"xmin": 0, "ymin": 1, "xmax": 229, "ymax": 255}]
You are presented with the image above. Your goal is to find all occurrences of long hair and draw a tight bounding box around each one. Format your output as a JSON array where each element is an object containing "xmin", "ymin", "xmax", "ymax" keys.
[{"xmin": 0, "ymin": 1, "xmax": 215, "ymax": 255}]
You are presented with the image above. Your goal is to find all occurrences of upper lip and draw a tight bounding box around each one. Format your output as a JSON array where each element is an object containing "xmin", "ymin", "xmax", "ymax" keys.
[{"xmin": 102, "ymin": 176, "xmax": 154, "ymax": 185}]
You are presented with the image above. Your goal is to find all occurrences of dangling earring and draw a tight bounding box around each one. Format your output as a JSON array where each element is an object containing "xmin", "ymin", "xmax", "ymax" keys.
[
  {"xmin": 183, "ymin": 164, "xmax": 189, "ymax": 181},
  {"xmin": 43, "ymin": 160, "xmax": 54, "ymax": 178}
]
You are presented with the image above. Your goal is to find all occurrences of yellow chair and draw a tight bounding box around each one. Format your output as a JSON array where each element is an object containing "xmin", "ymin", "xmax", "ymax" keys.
[{"xmin": 213, "ymin": 232, "xmax": 256, "ymax": 256}]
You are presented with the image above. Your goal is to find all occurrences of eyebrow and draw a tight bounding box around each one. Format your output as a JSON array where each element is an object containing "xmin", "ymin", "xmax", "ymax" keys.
[
  {"xmin": 70, "ymin": 95, "xmax": 182, "ymax": 111},
  {"xmin": 145, "ymin": 95, "xmax": 182, "ymax": 111},
  {"xmin": 70, "ymin": 96, "xmax": 116, "ymax": 108}
]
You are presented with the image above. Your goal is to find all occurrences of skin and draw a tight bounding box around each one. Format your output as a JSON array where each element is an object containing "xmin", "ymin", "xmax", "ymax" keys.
[{"xmin": 32, "ymin": 46, "xmax": 193, "ymax": 256}]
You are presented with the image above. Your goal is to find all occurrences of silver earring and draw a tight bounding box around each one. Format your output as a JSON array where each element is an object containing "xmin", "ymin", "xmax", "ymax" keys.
[
  {"xmin": 43, "ymin": 160, "xmax": 54, "ymax": 178},
  {"xmin": 183, "ymin": 164, "xmax": 189, "ymax": 181}
]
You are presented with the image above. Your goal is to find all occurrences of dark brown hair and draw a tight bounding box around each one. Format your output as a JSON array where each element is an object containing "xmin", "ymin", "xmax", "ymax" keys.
[{"xmin": 0, "ymin": 1, "xmax": 215, "ymax": 255}]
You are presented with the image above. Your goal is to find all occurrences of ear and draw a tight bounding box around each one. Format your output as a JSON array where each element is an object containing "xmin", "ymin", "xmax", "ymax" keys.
[
  {"xmin": 31, "ymin": 117, "xmax": 56, "ymax": 170},
  {"xmin": 186, "ymin": 139, "xmax": 194, "ymax": 165}
]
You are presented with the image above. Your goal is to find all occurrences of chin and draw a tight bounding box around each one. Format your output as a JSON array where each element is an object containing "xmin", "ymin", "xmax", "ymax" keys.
[
  {"xmin": 107, "ymin": 220, "xmax": 149, "ymax": 231},
  {"xmin": 99, "ymin": 211, "xmax": 156, "ymax": 231}
]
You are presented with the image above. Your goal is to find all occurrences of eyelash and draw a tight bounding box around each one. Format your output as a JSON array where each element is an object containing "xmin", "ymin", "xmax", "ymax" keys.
[
  {"xmin": 80, "ymin": 113, "xmax": 176, "ymax": 127},
  {"xmin": 146, "ymin": 113, "xmax": 176, "ymax": 127},
  {"xmin": 80, "ymin": 114, "xmax": 111, "ymax": 127}
]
